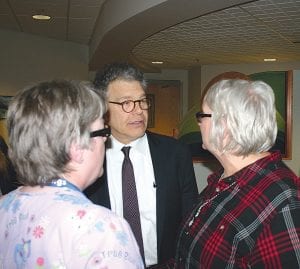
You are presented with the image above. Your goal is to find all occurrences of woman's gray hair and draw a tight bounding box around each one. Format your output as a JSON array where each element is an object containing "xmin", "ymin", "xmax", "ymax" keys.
[
  {"xmin": 7, "ymin": 79, "xmax": 107, "ymax": 186},
  {"xmin": 203, "ymin": 79, "xmax": 277, "ymax": 156}
]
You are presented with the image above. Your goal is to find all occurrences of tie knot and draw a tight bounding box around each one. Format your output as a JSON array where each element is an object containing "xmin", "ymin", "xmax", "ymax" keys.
[{"xmin": 121, "ymin": 146, "xmax": 131, "ymax": 158}]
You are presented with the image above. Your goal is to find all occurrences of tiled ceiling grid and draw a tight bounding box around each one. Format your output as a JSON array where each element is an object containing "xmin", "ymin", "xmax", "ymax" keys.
[{"xmin": 132, "ymin": 0, "xmax": 300, "ymax": 67}]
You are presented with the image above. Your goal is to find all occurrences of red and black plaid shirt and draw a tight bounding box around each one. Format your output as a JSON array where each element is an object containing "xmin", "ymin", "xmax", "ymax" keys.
[{"xmin": 173, "ymin": 151, "xmax": 300, "ymax": 269}]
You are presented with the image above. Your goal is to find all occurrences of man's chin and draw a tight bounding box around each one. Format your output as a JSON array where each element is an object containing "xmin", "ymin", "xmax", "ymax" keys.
[
  {"xmin": 129, "ymin": 128, "xmax": 146, "ymax": 139},
  {"xmin": 97, "ymin": 168, "xmax": 104, "ymax": 179}
]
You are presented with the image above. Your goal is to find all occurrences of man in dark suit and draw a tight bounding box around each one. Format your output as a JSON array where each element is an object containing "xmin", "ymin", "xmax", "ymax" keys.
[
  {"xmin": 85, "ymin": 62, "xmax": 198, "ymax": 267},
  {"xmin": 0, "ymin": 135, "xmax": 18, "ymax": 195}
]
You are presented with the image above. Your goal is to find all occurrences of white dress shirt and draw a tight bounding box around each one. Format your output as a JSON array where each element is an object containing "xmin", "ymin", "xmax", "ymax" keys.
[{"xmin": 106, "ymin": 134, "xmax": 157, "ymax": 266}]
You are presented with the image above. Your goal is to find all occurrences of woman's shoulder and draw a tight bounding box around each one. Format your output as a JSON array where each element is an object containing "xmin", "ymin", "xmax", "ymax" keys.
[{"xmin": 85, "ymin": 201, "xmax": 131, "ymax": 229}]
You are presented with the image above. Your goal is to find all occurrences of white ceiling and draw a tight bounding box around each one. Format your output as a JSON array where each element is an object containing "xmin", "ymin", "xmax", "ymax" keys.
[
  {"xmin": 0, "ymin": 0, "xmax": 106, "ymax": 44},
  {"xmin": 1, "ymin": 0, "xmax": 300, "ymax": 70}
]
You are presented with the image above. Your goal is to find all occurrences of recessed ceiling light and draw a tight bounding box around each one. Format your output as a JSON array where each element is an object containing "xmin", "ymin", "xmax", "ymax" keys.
[
  {"xmin": 151, "ymin": 61, "xmax": 163, "ymax": 64},
  {"xmin": 32, "ymin": 14, "xmax": 51, "ymax": 20},
  {"xmin": 264, "ymin": 58, "xmax": 277, "ymax": 62}
]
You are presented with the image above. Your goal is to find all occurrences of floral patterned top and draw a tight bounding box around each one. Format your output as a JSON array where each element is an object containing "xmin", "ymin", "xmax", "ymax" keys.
[{"xmin": 0, "ymin": 186, "xmax": 144, "ymax": 269}]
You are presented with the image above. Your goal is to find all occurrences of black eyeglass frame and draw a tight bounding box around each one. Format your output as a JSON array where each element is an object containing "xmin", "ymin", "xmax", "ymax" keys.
[
  {"xmin": 109, "ymin": 98, "xmax": 151, "ymax": 113},
  {"xmin": 90, "ymin": 127, "xmax": 111, "ymax": 138},
  {"xmin": 195, "ymin": 112, "xmax": 212, "ymax": 123}
]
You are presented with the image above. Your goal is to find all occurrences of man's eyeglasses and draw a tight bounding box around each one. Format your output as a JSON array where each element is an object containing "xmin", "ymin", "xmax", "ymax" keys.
[
  {"xmin": 195, "ymin": 112, "xmax": 212, "ymax": 123},
  {"xmin": 109, "ymin": 98, "xmax": 151, "ymax": 113},
  {"xmin": 90, "ymin": 127, "xmax": 111, "ymax": 138}
]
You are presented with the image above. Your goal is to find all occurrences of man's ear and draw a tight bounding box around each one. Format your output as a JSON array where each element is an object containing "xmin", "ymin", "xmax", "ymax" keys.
[{"xmin": 69, "ymin": 142, "xmax": 84, "ymax": 164}]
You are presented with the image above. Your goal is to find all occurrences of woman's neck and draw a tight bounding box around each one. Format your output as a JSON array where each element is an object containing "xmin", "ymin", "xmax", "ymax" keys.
[{"xmin": 218, "ymin": 151, "xmax": 270, "ymax": 178}]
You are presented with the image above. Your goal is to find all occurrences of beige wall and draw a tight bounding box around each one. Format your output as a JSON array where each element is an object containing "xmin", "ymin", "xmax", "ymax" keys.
[
  {"xmin": 0, "ymin": 29, "xmax": 90, "ymax": 144},
  {"xmin": 188, "ymin": 67, "xmax": 202, "ymax": 109},
  {"xmin": 147, "ymin": 81, "xmax": 181, "ymax": 137},
  {"xmin": 145, "ymin": 69, "xmax": 189, "ymax": 118},
  {"xmin": 0, "ymin": 29, "xmax": 89, "ymax": 96}
]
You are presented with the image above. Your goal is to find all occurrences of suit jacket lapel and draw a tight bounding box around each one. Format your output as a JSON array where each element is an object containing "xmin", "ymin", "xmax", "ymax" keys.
[
  {"xmin": 147, "ymin": 132, "xmax": 167, "ymax": 255},
  {"xmin": 84, "ymin": 158, "xmax": 111, "ymax": 208},
  {"xmin": 100, "ymin": 161, "xmax": 111, "ymax": 208}
]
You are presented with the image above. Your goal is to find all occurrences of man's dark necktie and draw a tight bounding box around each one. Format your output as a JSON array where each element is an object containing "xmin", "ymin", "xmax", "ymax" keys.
[{"xmin": 121, "ymin": 146, "xmax": 145, "ymax": 262}]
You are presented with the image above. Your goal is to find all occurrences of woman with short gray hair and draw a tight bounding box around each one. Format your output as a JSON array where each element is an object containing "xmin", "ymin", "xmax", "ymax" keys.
[
  {"xmin": 0, "ymin": 79, "xmax": 143, "ymax": 269},
  {"xmin": 173, "ymin": 79, "xmax": 300, "ymax": 268}
]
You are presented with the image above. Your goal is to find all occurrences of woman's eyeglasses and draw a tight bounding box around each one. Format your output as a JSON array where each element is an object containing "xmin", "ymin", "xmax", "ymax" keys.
[
  {"xmin": 195, "ymin": 112, "xmax": 212, "ymax": 123},
  {"xmin": 90, "ymin": 127, "xmax": 111, "ymax": 138}
]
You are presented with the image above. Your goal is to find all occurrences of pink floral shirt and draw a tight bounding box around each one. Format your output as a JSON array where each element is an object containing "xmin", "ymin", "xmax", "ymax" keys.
[{"xmin": 0, "ymin": 187, "xmax": 144, "ymax": 268}]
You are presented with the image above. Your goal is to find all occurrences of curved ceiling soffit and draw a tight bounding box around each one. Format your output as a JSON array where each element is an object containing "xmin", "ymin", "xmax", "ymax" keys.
[{"xmin": 88, "ymin": 0, "xmax": 254, "ymax": 72}]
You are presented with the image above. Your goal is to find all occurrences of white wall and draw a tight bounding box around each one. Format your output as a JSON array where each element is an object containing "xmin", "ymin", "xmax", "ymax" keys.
[{"xmin": 0, "ymin": 29, "xmax": 89, "ymax": 96}]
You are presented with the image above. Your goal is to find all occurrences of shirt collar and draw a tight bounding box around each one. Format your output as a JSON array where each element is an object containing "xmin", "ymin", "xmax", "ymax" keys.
[
  {"xmin": 207, "ymin": 151, "xmax": 282, "ymax": 187},
  {"xmin": 109, "ymin": 134, "xmax": 148, "ymax": 155}
]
